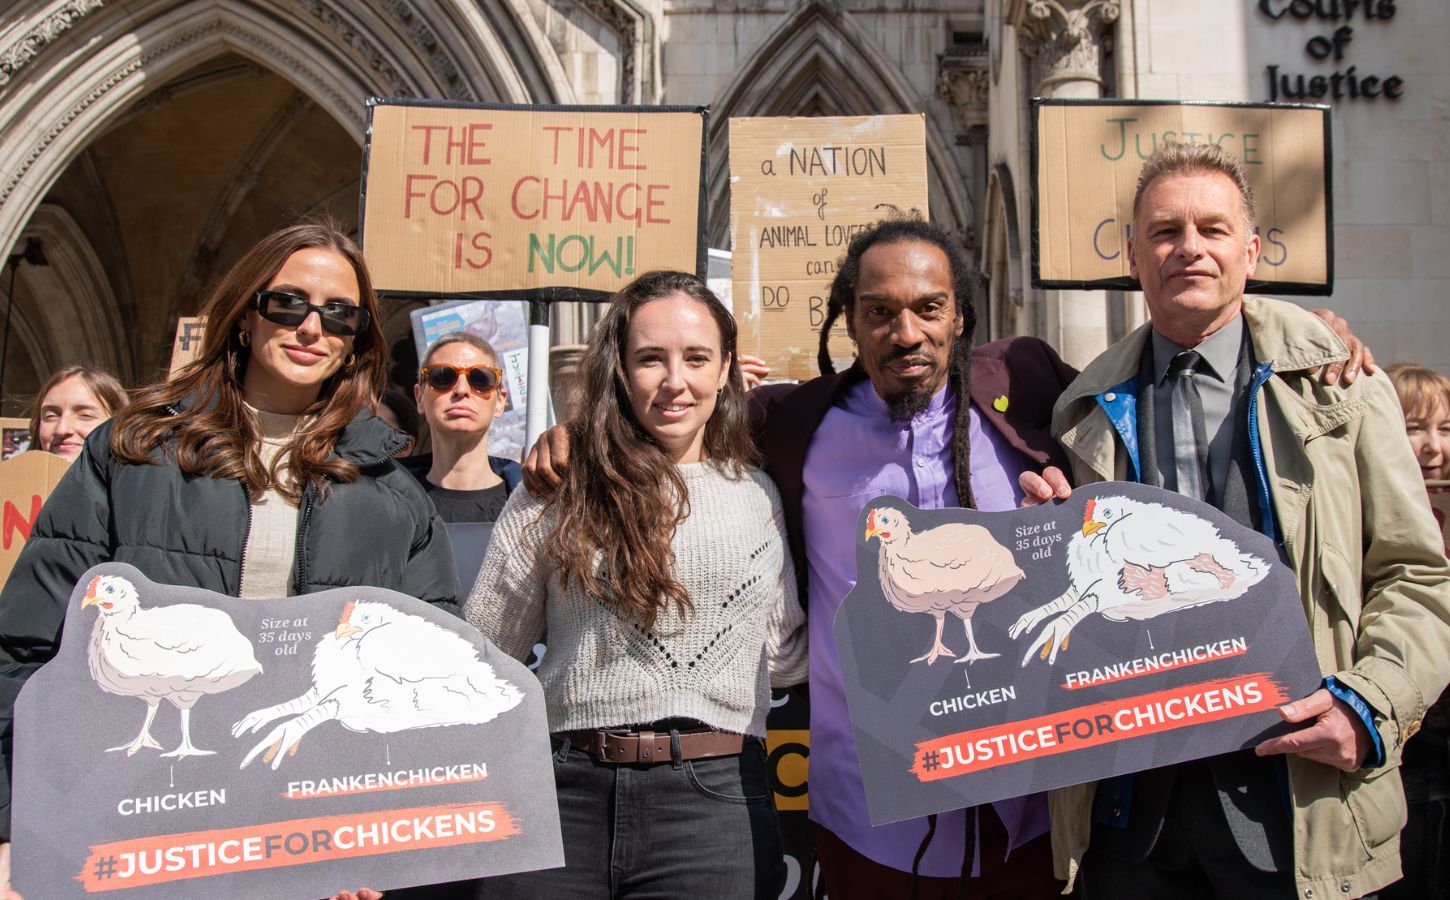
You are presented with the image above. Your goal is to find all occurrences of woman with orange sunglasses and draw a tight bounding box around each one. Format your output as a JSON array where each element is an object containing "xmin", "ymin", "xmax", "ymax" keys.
[{"xmin": 405, "ymin": 332, "xmax": 521, "ymax": 524}]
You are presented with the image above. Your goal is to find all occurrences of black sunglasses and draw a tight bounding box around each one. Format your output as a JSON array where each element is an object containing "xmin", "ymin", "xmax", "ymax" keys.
[
  {"xmin": 250, "ymin": 290, "xmax": 371, "ymax": 336},
  {"xmin": 420, "ymin": 364, "xmax": 504, "ymax": 397}
]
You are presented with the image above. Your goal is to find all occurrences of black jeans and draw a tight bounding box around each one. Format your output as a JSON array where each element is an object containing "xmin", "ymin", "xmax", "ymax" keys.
[
  {"xmin": 1083, "ymin": 761, "xmax": 1296, "ymax": 899},
  {"xmin": 476, "ymin": 734, "xmax": 786, "ymax": 899}
]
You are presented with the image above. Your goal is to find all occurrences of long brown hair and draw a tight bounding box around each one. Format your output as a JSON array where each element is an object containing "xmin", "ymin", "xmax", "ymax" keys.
[
  {"xmin": 28, "ymin": 365, "xmax": 128, "ymax": 439},
  {"xmin": 110, "ymin": 222, "xmax": 386, "ymax": 501},
  {"xmin": 541, "ymin": 271, "xmax": 758, "ymax": 628}
]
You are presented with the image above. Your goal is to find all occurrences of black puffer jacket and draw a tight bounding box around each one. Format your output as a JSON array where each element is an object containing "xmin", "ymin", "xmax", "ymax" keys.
[{"xmin": 0, "ymin": 406, "xmax": 459, "ymax": 838}]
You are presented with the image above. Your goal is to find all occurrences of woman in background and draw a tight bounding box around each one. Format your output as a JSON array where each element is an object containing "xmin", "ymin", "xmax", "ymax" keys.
[
  {"xmin": 0, "ymin": 222, "xmax": 457, "ymax": 900},
  {"xmin": 466, "ymin": 270, "xmax": 806, "ymax": 899},
  {"xmin": 1382, "ymin": 362, "xmax": 1450, "ymax": 900},
  {"xmin": 404, "ymin": 332, "xmax": 519, "ymax": 523},
  {"xmin": 26, "ymin": 365, "xmax": 127, "ymax": 460}
]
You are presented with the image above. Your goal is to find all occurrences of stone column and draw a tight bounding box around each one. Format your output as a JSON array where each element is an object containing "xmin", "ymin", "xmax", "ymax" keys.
[
  {"xmin": 1015, "ymin": 0, "xmax": 1120, "ymax": 367},
  {"xmin": 938, "ymin": 39, "xmax": 992, "ymax": 339}
]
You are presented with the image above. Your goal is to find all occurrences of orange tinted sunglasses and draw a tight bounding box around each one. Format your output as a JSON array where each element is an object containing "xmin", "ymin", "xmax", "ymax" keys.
[{"xmin": 420, "ymin": 364, "xmax": 503, "ymax": 397}]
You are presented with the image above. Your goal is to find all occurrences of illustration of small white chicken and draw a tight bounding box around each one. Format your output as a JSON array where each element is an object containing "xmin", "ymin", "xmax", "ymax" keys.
[
  {"xmin": 865, "ymin": 506, "xmax": 1025, "ymax": 665},
  {"xmin": 233, "ymin": 601, "xmax": 523, "ymax": 769},
  {"xmin": 85, "ymin": 574, "xmax": 261, "ymax": 758},
  {"xmin": 1008, "ymin": 495, "xmax": 1269, "ymax": 666}
]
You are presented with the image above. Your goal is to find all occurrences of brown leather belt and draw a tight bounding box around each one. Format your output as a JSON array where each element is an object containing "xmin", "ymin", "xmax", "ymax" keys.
[{"xmin": 560, "ymin": 728, "xmax": 745, "ymax": 764}]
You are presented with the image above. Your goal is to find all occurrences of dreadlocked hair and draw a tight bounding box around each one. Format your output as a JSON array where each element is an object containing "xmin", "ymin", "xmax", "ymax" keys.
[
  {"xmin": 817, "ymin": 215, "xmax": 979, "ymax": 509},
  {"xmin": 539, "ymin": 271, "xmax": 759, "ymax": 629}
]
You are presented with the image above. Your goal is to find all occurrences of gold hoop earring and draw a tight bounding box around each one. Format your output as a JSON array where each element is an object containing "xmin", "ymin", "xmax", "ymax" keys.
[
  {"xmin": 238, "ymin": 330, "xmax": 251, "ymax": 348},
  {"xmin": 343, "ymin": 353, "xmax": 357, "ymax": 369}
]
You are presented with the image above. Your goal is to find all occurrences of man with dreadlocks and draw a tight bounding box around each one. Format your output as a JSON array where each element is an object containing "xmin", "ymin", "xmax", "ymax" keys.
[
  {"xmin": 523, "ymin": 215, "xmax": 1375, "ymax": 899},
  {"xmin": 747, "ymin": 217, "xmax": 1073, "ymax": 898}
]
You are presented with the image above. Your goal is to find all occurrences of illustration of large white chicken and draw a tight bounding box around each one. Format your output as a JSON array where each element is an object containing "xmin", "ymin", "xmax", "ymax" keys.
[
  {"xmin": 866, "ymin": 506, "xmax": 1025, "ymax": 665},
  {"xmin": 85, "ymin": 574, "xmax": 262, "ymax": 758},
  {"xmin": 1008, "ymin": 495, "xmax": 1269, "ymax": 666},
  {"xmin": 232, "ymin": 601, "xmax": 523, "ymax": 769}
]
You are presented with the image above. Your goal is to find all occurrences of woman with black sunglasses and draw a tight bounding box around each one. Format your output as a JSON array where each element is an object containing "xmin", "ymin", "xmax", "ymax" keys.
[
  {"xmin": 402, "ymin": 332, "xmax": 521, "ymax": 524},
  {"xmin": 0, "ymin": 222, "xmax": 456, "ymax": 900}
]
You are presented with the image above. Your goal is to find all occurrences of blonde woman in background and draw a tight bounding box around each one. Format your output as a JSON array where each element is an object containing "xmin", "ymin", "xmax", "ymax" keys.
[{"xmin": 1382, "ymin": 362, "xmax": 1450, "ymax": 900}]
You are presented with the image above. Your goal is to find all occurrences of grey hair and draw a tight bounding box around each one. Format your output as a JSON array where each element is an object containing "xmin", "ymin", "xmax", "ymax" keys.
[{"xmin": 1132, "ymin": 141, "xmax": 1256, "ymax": 226}]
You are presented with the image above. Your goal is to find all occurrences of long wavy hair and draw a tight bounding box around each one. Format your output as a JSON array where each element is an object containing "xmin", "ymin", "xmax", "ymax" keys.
[
  {"xmin": 541, "ymin": 271, "xmax": 758, "ymax": 628},
  {"xmin": 110, "ymin": 222, "xmax": 386, "ymax": 501}
]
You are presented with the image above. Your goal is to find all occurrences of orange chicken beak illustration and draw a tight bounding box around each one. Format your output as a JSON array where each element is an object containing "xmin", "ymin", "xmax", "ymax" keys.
[
  {"xmin": 864, "ymin": 508, "xmax": 890, "ymax": 541},
  {"xmin": 1081, "ymin": 498, "xmax": 1105, "ymax": 537},
  {"xmin": 81, "ymin": 575, "xmax": 105, "ymax": 609},
  {"xmin": 334, "ymin": 601, "xmax": 363, "ymax": 640}
]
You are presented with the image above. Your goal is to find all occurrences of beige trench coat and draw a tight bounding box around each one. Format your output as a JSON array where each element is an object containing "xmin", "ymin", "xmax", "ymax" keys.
[{"xmin": 1046, "ymin": 297, "xmax": 1450, "ymax": 899}]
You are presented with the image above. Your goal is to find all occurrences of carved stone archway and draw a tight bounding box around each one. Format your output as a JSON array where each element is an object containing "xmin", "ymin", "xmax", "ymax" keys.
[
  {"xmin": 0, "ymin": 1, "xmax": 570, "ymax": 249},
  {"xmin": 983, "ymin": 165, "xmax": 1026, "ymax": 340},
  {"xmin": 0, "ymin": 203, "xmax": 130, "ymax": 408},
  {"xmin": 0, "ymin": 1, "xmax": 571, "ymax": 401},
  {"xmin": 705, "ymin": 0, "xmax": 973, "ymax": 250}
]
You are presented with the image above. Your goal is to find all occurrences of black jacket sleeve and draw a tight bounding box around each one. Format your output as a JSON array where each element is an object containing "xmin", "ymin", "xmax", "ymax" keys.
[
  {"xmin": 0, "ymin": 432, "xmax": 118, "ymax": 840},
  {"xmin": 403, "ymin": 506, "xmax": 463, "ymax": 619}
]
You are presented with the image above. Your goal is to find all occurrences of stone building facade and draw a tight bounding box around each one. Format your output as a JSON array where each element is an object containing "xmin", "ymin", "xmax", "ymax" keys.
[{"xmin": 0, "ymin": 0, "xmax": 1445, "ymax": 411}]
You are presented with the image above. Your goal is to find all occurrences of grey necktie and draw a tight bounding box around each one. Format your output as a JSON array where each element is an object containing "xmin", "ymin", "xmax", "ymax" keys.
[{"xmin": 1168, "ymin": 350, "xmax": 1209, "ymax": 501}]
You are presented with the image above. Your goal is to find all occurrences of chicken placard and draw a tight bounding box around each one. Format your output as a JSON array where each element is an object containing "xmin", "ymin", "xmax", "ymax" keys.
[
  {"xmin": 834, "ymin": 483, "xmax": 1321, "ymax": 828},
  {"xmin": 85, "ymin": 574, "xmax": 261, "ymax": 759},
  {"xmin": 232, "ymin": 600, "xmax": 523, "ymax": 770},
  {"xmin": 1007, "ymin": 495, "xmax": 1269, "ymax": 667},
  {"xmin": 865, "ymin": 507, "xmax": 1022, "ymax": 665},
  {"xmin": 12, "ymin": 564, "xmax": 563, "ymax": 898}
]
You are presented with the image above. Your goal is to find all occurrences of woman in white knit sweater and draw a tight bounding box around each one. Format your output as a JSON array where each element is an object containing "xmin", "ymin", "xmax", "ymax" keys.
[{"xmin": 465, "ymin": 271, "xmax": 807, "ymax": 899}]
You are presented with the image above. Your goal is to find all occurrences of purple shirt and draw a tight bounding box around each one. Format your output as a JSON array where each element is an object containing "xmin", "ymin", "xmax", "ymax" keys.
[{"xmin": 801, "ymin": 377, "xmax": 1049, "ymax": 876}]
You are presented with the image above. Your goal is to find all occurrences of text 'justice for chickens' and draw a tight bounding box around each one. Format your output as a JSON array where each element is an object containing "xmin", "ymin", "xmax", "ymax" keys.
[
  {"xmin": 74, "ymin": 802, "xmax": 516, "ymax": 891},
  {"xmin": 910, "ymin": 674, "xmax": 1288, "ymax": 782}
]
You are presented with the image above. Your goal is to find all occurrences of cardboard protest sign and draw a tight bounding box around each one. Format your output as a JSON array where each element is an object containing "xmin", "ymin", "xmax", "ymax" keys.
[
  {"xmin": 834, "ymin": 482, "xmax": 1322, "ymax": 825},
  {"xmin": 0, "ymin": 449, "xmax": 69, "ymax": 585},
  {"xmin": 1032, "ymin": 99, "xmax": 1332, "ymax": 294},
  {"xmin": 1, "ymin": 416, "xmax": 30, "ymax": 459},
  {"xmin": 362, "ymin": 99, "xmax": 707, "ymax": 298},
  {"xmin": 13, "ymin": 563, "xmax": 563, "ymax": 897},
  {"xmin": 168, "ymin": 317, "xmax": 207, "ymax": 377},
  {"xmin": 411, "ymin": 299, "xmax": 536, "ymax": 461},
  {"xmin": 729, "ymin": 116, "xmax": 928, "ymax": 380}
]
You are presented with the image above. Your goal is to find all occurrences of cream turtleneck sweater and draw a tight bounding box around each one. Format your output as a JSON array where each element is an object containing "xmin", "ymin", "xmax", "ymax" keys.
[{"xmin": 238, "ymin": 405, "xmax": 305, "ymax": 598}]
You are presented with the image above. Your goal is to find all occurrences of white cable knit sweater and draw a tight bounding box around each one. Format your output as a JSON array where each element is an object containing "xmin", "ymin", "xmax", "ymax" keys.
[{"xmin": 464, "ymin": 461, "xmax": 808, "ymax": 737}]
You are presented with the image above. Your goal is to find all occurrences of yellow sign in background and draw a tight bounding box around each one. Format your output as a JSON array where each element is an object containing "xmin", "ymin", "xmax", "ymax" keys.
[
  {"xmin": 1034, "ymin": 101, "xmax": 1330, "ymax": 292},
  {"xmin": 363, "ymin": 102, "xmax": 705, "ymax": 296},
  {"xmin": 729, "ymin": 115, "xmax": 928, "ymax": 381}
]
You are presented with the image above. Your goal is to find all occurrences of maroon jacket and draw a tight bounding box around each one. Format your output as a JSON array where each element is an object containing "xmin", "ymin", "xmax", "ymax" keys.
[{"xmin": 748, "ymin": 337, "xmax": 1077, "ymax": 612}]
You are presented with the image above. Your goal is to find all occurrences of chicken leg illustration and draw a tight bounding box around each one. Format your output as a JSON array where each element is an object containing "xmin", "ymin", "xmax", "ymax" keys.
[
  {"xmin": 1009, "ymin": 496, "xmax": 1268, "ymax": 667},
  {"xmin": 1007, "ymin": 584, "xmax": 1087, "ymax": 666},
  {"xmin": 85, "ymin": 574, "xmax": 261, "ymax": 758},
  {"xmin": 234, "ymin": 601, "xmax": 523, "ymax": 770},
  {"xmin": 110, "ymin": 700, "xmax": 163, "ymax": 756},
  {"xmin": 232, "ymin": 609, "xmax": 362, "ymax": 768},
  {"xmin": 864, "ymin": 506, "xmax": 1023, "ymax": 666}
]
